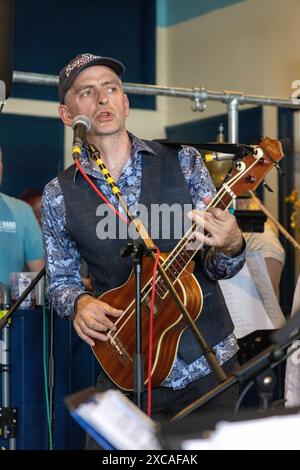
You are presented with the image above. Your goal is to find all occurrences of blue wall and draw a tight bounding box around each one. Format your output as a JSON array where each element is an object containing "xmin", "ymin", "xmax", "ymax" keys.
[
  {"xmin": 12, "ymin": 0, "xmax": 156, "ymax": 109},
  {"xmin": 157, "ymin": 0, "xmax": 246, "ymax": 27},
  {"xmin": 166, "ymin": 106, "xmax": 264, "ymax": 200},
  {"xmin": 0, "ymin": 0, "xmax": 157, "ymax": 197},
  {"xmin": 0, "ymin": 114, "xmax": 64, "ymax": 197},
  {"xmin": 166, "ymin": 107, "xmax": 263, "ymax": 145}
]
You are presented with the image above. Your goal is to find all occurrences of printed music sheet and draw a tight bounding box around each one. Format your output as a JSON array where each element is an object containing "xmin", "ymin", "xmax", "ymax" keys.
[
  {"xmin": 285, "ymin": 275, "xmax": 300, "ymax": 407},
  {"xmin": 182, "ymin": 413, "xmax": 300, "ymax": 450},
  {"xmin": 219, "ymin": 250, "xmax": 286, "ymax": 339},
  {"xmin": 66, "ymin": 388, "xmax": 161, "ymax": 450}
]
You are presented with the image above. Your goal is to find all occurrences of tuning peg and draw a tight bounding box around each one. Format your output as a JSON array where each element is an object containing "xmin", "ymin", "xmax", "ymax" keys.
[
  {"xmin": 263, "ymin": 181, "xmax": 274, "ymax": 192},
  {"xmin": 275, "ymin": 164, "xmax": 285, "ymax": 176}
]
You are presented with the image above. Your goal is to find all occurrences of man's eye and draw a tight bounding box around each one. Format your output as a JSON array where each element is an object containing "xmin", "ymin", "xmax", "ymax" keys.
[
  {"xmin": 107, "ymin": 86, "xmax": 118, "ymax": 94},
  {"xmin": 80, "ymin": 90, "xmax": 92, "ymax": 97}
]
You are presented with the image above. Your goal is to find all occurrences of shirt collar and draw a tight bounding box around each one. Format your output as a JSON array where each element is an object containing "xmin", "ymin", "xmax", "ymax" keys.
[
  {"xmin": 73, "ymin": 132, "xmax": 156, "ymax": 181},
  {"xmin": 129, "ymin": 132, "xmax": 157, "ymax": 156}
]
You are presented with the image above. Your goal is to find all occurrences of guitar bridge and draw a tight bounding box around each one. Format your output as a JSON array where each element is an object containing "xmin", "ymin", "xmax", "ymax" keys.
[{"xmin": 107, "ymin": 331, "xmax": 133, "ymax": 364}]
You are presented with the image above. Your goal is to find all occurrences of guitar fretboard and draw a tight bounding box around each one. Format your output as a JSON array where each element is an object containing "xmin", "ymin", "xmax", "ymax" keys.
[{"xmin": 154, "ymin": 188, "xmax": 235, "ymax": 298}]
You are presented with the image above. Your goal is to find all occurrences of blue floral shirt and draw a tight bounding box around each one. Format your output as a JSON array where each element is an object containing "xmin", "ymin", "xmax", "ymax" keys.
[{"xmin": 42, "ymin": 134, "xmax": 244, "ymax": 390}]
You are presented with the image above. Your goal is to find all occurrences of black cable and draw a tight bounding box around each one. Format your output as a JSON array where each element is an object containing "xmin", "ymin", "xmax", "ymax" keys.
[{"xmin": 234, "ymin": 380, "xmax": 255, "ymax": 414}]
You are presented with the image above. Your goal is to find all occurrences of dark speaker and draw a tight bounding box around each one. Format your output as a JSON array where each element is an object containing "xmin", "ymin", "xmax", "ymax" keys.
[{"xmin": 0, "ymin": 0, "xmax": 15, "ymax": 99}]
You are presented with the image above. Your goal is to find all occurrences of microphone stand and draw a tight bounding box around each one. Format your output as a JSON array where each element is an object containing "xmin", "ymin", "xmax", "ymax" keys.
[
  {"xmin": 0, "ymin": 283, "xmax": 16, "ymax": 450},
  {"xmin": 131, "ymin": 244, "xmax": 144, "ymax": 409},
  {"xmin": 48, "ymin": 302, "xmax": 55, "ymax": 448},
  {"xmin": 0, "ymin": 268, "xmax": 46, "ymax": 330},
  {"xmin": 120, "ymin": 242, "xmax": 156, "ymax": 409}
]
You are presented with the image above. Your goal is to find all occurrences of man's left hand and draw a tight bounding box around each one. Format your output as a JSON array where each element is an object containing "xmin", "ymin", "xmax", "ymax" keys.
[{"xmin": 188, "ymin": 207, "xmax": 244, "ymax": 257}]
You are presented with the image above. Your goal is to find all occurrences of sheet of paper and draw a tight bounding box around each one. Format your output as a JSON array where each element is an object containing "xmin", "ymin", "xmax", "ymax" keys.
[
  {"xmin": 285, "ymin": 275, "xmax": 300, "ymax": 407},
  {"xmin": 74, "ymin": 389, "xmax": 161, "ymax": 450},
  {"xmin": 246, "ymin": 251, "xmax": 286, "ymax": 328},
  {"xmin": 219, "ymin": 250, "xmax": 285, "ymax": 339},
  {"xmin": 182, "ymin": 413, "xmax": 300, "ymax": 450}
]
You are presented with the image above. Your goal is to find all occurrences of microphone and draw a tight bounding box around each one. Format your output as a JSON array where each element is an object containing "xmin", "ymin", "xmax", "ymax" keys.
[
  {"xmin": 72, "ymin": 115, "xmax": 91, "ymax": 145},
  {"xmin": 203, "ymin": 152, "xmax": 236, "ymax": 162},
  {"xmin": 72, "ymin": 115, "xmax": 91, "ymax": 159}
]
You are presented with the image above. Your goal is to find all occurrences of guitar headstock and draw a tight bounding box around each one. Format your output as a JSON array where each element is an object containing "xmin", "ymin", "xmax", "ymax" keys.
[{"xmin": 226, "ymin": 137, "xmax": 284, "ymax": 197}]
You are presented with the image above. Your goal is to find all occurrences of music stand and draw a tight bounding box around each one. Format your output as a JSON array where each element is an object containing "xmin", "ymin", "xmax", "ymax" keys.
[
  {"xmin": 170, "ymin": 309, "xmax": 300, "ymax": 421},
  {"xmin": 159, "ymin": 405, "xmax": 300, "ymax": 450}
]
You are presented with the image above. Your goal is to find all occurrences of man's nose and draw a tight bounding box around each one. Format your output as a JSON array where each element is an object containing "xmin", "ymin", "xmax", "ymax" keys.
[{"xmin": 97, "ymin": 89, "xmax": 108, "ymax": 104}]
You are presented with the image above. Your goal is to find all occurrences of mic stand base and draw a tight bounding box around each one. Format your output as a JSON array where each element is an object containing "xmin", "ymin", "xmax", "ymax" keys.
[{"xmin": 255, "ymin": 368, "xmax": 277, "ymax": 411}]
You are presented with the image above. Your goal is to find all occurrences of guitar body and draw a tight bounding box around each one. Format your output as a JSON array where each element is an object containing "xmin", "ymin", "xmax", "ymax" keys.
[{"xmin": 92, "ymin": 253, "xmax": 203, "ymax": 391}]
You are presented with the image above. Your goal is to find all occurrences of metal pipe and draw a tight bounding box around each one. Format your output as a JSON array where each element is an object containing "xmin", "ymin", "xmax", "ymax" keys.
[
  {"xmin": 13, "ymin": 71, "xmax": 58, "ymax": 87},
  {"xmin": 13, "ymin": 71, "xmax": 300, "ymax": 109},
  {"xmin": 227, "ymin": 99, "xmax": 239, "ymax": 210},
  {"xmin": 227, "ymin": 99, "xmax": 239, "ymax": 144}
]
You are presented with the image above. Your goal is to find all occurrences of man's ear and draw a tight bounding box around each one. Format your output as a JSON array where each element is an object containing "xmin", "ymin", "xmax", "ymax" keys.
[
  {"xmin": 124, "ymin": 94, "xmax": 130, "ymax": 117},
  {"xmin": 58, "ymin": 104, "xmax": 73, "ymax": 127}
]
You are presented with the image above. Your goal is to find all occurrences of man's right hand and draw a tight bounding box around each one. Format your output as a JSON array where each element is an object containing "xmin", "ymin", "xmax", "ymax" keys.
[{"xmin": 73, "ymin": 294, "xmax": 123, "ymax": 346}]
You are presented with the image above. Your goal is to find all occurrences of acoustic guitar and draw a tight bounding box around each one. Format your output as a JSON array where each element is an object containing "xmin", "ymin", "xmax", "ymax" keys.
[{"xmin": 92, "ymin": 137, "xmax": 284, "ymax": 390}]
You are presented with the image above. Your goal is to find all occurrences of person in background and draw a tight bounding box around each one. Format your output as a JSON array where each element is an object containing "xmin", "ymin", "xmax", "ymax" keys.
[
  {"xmin": 0, "ymin": 146, "xmax": 44, "ymax": 295},
  {"xmin": 237, "ymin": 197, "xmax": 285, "ymax": 298},
  {"xmin": 19, "ymin": 188, "xmax": 43, "ymax": 227}
]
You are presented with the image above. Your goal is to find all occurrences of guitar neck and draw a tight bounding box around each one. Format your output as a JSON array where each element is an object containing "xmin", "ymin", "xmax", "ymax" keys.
[
  {"xmin": 152, "ymin": 137, "xmax": 283, "ymax": 292},
  {"xmin": 161, "ymin": 187, "xmax": 235, "ymax": 284}
]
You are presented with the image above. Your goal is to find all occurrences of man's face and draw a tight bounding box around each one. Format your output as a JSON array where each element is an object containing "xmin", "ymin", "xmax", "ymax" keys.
[{"xmin": 59, "ymin": 65, "xmax": 129, "ymax": 140}]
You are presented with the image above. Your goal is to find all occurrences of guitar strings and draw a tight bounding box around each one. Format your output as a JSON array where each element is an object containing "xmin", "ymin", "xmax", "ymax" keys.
[
  {"xmin": 108, "ymin": 158, "xmax": 259, "ymax": 344},
  {"xmin": 107, "ymin": 159, "xmax": 257, "ymax": 343}
]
